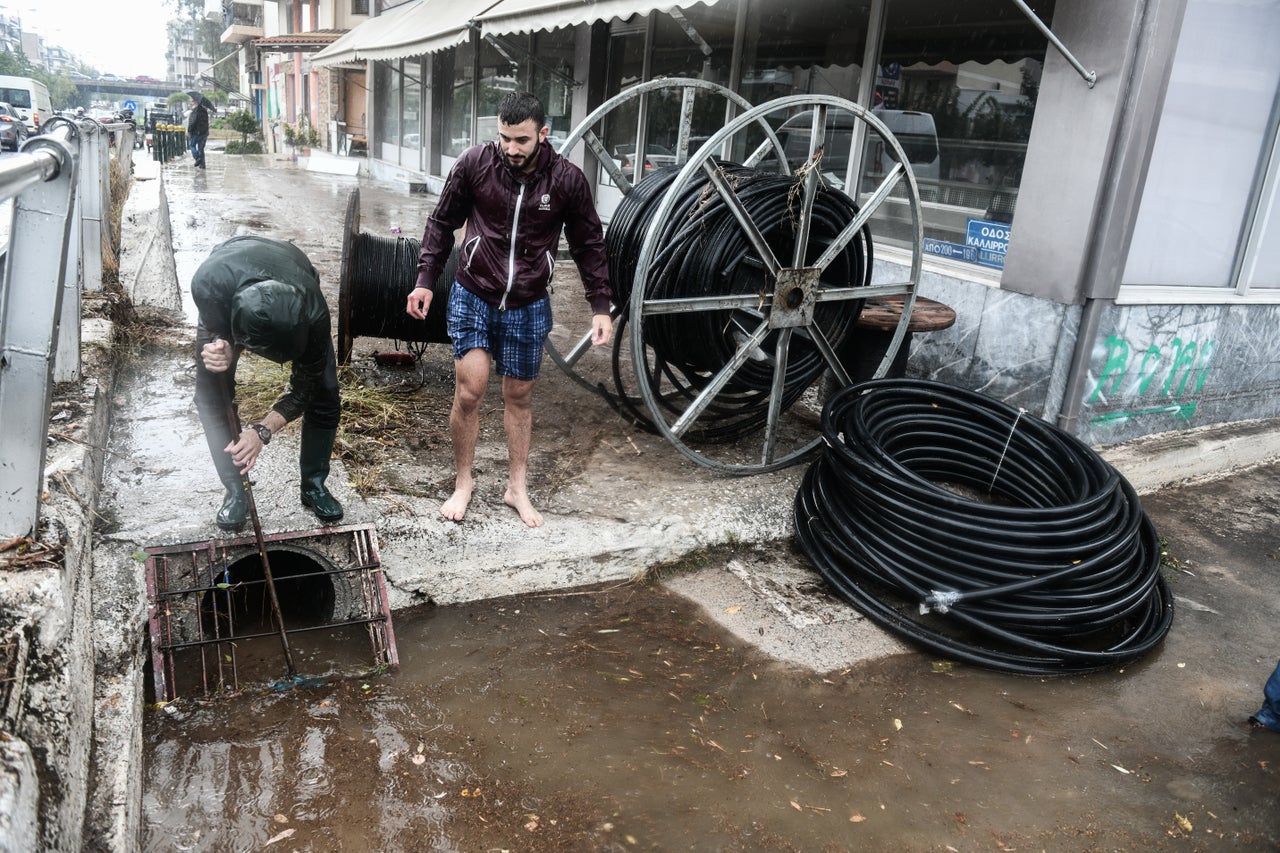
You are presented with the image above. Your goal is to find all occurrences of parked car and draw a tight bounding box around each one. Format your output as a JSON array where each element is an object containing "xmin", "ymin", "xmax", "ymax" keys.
[
  {"xmin": 615, "ymin": 143, "xmax": 677, "ymax": 181},
  {"xmin": 0, "ymin": 101, "xmax": 29, "ymax": 150}
]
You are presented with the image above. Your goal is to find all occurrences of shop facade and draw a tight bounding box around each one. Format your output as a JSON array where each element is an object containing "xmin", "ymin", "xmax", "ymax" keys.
[{"xmin": 314, "ymin": 0, "xmax": 1280, "ymax": 447}]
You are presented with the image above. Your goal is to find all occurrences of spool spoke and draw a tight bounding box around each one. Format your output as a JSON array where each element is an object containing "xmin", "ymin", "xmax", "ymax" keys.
[
  {"xmin": 701, "ymin": 160, "xmax": 782, "ymax": 279},
  {"xmin": 761, "ymin": 327, "xmax": 794, "ymax": 464},
  {"xmin": 671, "ymin": 319, "xmax": 772, "ymax": 438},
  {"xmin": 791, "ymin": 158, "xmax": 823, "ymax": 270},
  {"xmin": 814, "ymin": 281, "xmax": 914, "ymax": 304},
  {"xmin": 642, "ymin": 292, "xmax": 767, "ymax": 316},
  {"xmin": 675, "ymin": 88, "xmax": 695, "ymax": 166},
  {"xmin": 806, "ymin": 321, "xmax": 852, "ymax": 387},
  {"xmin": 584, "ymin": 129, "xmax": 632, "ymax": 194},
  {"xmin": 812, "ymin": 164, "xmax": 904, "ymax": 272}
]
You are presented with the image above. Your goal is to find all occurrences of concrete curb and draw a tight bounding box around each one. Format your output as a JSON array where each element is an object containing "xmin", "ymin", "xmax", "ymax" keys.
[
  {"xmin": 85, "ymin": 156, "xmax": 182, "ymax": 851},
  {"xmin": 0, "ymin": 318, "xmax": 116, "ymax": 852},
  {"xmin": 1099, "ymin": 416, "xmax": 1280, "ymax": 495}
]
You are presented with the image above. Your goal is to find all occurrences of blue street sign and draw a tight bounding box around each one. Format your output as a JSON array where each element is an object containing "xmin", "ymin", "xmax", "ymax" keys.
[
  {"xmin": 922, "ymin": 238, "xmax": 976, "ymax": 264},
  {"xmin": 123, "ymin": 99, "xmax": 138, "ymax": 112},
  {"xmin": 965, "ymin": 218, "xmax": 1011, "ymax": 269}
]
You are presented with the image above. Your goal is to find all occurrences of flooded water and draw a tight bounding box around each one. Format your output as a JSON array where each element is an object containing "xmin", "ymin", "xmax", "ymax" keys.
[{"xmin": 143, "ymin": 560, "xmax": 1280, "ymax": 852}]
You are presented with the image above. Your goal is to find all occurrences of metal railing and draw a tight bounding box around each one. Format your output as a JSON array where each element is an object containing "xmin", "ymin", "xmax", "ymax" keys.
[{"xmin": 0, "ymin": 117, "xmax": 130, "ymax": 538}]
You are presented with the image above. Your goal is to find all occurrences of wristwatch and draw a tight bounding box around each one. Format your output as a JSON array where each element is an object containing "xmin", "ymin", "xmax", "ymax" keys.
[{"xmin": 249, "ymin": 423, "xmax": 272, "ymax": 445}]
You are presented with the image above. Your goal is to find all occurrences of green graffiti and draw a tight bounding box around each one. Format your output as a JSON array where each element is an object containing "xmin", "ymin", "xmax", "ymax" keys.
[
  {"xmin": 1087, "ymin": 333, "xmax": 1215, "ymax": 426},
  {"xmin": 1136, "ymin": 344, "xmax": 1163, "ymax": 395},
  {"xmin": 1088, "ymin": 335, "xmax": 1129, "ymax": 403}
]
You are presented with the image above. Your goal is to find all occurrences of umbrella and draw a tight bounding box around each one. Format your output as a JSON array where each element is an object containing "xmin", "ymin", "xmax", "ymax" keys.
[{"xmin": 186, "ymin": 91, "xmax": 215, "ymax": 111}]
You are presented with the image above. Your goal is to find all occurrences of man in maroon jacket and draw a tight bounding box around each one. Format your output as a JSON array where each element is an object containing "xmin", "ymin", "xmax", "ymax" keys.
[{"xmin": 406, "ymin": 91, "xmax": 613, "ymax": 527}]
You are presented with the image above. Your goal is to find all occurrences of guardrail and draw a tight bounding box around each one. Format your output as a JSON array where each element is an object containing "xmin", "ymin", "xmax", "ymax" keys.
[{"xmin": 0, "ymin": 117, "xmax": 131, "ymax": 538}]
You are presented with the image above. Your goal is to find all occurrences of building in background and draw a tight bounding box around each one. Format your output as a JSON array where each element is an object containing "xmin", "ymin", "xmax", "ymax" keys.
[
  {"xmin": 218, "ymin": 0, "xmax": 365, "ymax": 152},
  {"xmin": 169, "ymin": 11, "xmax": 221, "ymax": 88}
]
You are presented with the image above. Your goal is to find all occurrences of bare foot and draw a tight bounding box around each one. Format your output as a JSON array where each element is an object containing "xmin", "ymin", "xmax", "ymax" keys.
[
  {"xmin": 503, "ymin": 488, "xmax": 544, "ymax": 528},
  {"xmin": 440, "ymin": 485, "xmax": 473, "ymax": 521}
]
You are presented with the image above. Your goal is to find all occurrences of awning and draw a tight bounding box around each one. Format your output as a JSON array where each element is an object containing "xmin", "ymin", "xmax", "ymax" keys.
[
  {"xmin": 312, "ymin": 0, "xmax": 500, "ymax": 68},
  {"xmin": 475, "ymin": 0, "xmax": 723, "ymax": 38},
  {"xmin": 253, "ymin": 29, "xmax": 347, "ymax": 53}
]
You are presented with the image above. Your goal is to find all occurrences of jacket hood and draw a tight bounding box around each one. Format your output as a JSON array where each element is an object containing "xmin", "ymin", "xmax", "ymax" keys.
[{"xmin": 230, "ymin": 279, "xmax": 309, "ymax": 363}]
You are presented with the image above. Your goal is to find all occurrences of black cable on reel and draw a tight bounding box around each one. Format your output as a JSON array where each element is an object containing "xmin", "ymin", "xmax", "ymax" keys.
[
  {"xmin": 345, "ymin": 232, "xmax": 456, "ymax": 357},
  {"xmin": 794, "ymin": 378, "xmax": 1174, "ymax": 675},
  {"xmin": 604, "ymin": 164, "xmax": 874, "ymax": 443}
]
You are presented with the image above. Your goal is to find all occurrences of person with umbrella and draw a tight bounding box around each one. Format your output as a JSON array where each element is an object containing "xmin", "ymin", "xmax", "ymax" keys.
[{"xmin": 187, "ymin": 91, "xmax": 211, "ymax": 169}]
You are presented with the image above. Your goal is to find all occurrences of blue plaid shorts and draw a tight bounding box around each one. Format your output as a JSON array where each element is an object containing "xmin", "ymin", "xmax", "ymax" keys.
[{"xmin": 446, "ymin": 282, "xmax": 553, "ymax": 380}]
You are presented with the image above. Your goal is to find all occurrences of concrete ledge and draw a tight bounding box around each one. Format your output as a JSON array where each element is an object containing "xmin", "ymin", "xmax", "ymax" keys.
[
  {"xmin": 0, "ymin": 318, "xmax": 116, "ymax": 851},
  {"xmin": 0, "ymin": 734, "xmax": 38, "ymax": 851},
  {"xmin": 117, "ymin": 156, "xmax": 180, "ymax": 314},
  {"xmin": 1098, "ymin": 417, "xmax": 1280, "ymax": 494}
]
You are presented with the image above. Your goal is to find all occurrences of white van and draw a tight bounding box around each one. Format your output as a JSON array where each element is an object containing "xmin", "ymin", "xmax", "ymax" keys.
[{"xmin": 0, "ymin": 75, "xmax": 53, "ymax": 133}]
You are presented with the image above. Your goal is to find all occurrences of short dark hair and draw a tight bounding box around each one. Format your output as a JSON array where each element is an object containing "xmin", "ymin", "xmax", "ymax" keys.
[{"xmin": 497, "ymin": 91, "xmax": 545, "ymax": 130}]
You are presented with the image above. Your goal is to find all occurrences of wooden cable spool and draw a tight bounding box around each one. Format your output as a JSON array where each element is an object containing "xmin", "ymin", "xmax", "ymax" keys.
[{"xmin": 336, "ymin": 188, "xmax": 457, "ymax": 364}]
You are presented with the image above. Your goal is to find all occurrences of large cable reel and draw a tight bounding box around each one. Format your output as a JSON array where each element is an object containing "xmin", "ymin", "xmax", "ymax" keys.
[{"xmin": 632, "ymin": 95, "xmax": 924, "ymax": 474}]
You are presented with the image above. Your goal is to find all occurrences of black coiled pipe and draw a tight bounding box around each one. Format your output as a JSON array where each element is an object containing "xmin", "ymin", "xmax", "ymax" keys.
[
  {"xmin": 345, "ymin": 232, "xmax": 457, "ymax": 348},
  {"xmin": 794, "ymin": 378, "xmax": 1174, "ymax": 675},
  {"xmin": 604, "ymin": 164, "xmax": 872, "ymax": 442}
]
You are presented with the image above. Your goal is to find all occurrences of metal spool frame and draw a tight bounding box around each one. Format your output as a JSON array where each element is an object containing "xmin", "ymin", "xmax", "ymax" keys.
[
  {"xmin": 629, "ymin": 94, "xmax": 923, "ymax": 474},
  {"xmin": 556, "ymin": 88, "xmax": 924, "ymax": 474},
  {"xmin": 547, "ymin": 78, "xmax": 783, "ymax": 389}
]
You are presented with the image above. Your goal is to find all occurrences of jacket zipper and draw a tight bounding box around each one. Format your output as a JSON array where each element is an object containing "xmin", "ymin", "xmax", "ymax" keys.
[{"xmin": 500, "ymin": 182, "xmax": 526, "ymax": 310}]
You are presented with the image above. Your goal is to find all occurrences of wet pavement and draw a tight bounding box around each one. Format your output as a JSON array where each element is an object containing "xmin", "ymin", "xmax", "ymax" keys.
[{"xmin": 111, "ymin": 148, "xmax": 1280, "ymax": 850}]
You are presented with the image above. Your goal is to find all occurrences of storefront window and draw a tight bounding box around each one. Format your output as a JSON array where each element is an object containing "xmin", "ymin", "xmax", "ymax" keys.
[
  {"xmin": 402, "ymin": 59, "xmax": 421, "ymax": 151},
  {"xmin": 443, "ymin": 40, "xmax": 475, "ymax": 158},
  {"xmin": 476, "ymin": 37, "xmax": 518, "ymax": 144},
  {"xmin": 1123, "ymin": 0, "xmax": 1280, "ymax": 290},
  {"xmin": 530, "ymin": 28, "xmax": 577, "ymax": 145},
  {"xmin": 740, "ymin": 0, "xmax": 868, "ymax": 104},
  {"xmin": 375, "ymin": 61, "xmax": 400, "ymax": 151},
  {"xmin": 869, "ymin": 1, "xmax": 1048, "ymax": 258},
  {"xmin": 601, "ymin": 7, "xmax": 739, "ymax": 187}
]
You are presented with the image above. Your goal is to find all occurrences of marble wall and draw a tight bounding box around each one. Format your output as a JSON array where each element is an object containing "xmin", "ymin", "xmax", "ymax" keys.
[{"xmin": 871, "ymin": 258, "xmax": 1280, "ymax": 448}]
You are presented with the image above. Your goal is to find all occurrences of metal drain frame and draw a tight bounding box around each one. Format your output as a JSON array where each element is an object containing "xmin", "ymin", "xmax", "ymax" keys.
[{"xmin": 144, "ymin": 522, "xmax": 398, "ymax": 701}]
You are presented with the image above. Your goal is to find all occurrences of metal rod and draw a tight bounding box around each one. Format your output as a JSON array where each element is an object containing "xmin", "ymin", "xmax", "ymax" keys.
[
  {"xmin": 1010, "ymin": 0, "xmax": 1097, "ymax": 88},
  {"xmin": 218, "ymin": 373, "xmax": 297, "ymax": 677}
]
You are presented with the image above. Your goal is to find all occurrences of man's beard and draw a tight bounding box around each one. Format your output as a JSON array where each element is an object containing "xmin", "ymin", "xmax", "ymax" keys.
[{"xmin": 505, "ymin": 145, "xmax": 538, "ymax": 172}]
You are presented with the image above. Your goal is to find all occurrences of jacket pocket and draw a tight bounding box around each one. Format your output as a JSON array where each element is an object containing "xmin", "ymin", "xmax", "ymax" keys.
[{"xmin": 462, "ymin": 235, "xmax": 482, "ymax": 270}]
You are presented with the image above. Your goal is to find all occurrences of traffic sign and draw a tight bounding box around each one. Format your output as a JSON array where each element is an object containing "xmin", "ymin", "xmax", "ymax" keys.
[{"xmin": 123, "ymin": 99, "xmax": 137, "ymax": 112}]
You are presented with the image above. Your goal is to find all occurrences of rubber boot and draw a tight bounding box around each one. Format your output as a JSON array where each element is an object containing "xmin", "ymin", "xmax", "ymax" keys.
[
  {"xmin": 209, "ymin": 445, "xmax": 247, "ymax": 525},
  {"xmin": 299, "ymin": 426, "xmax": 344, "ymax": 523}
]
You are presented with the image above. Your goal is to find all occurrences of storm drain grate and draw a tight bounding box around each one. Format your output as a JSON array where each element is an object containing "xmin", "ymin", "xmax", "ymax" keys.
[{"xmin": 144, "ymin": 523, "xmax": 398, "ymax": 701}]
